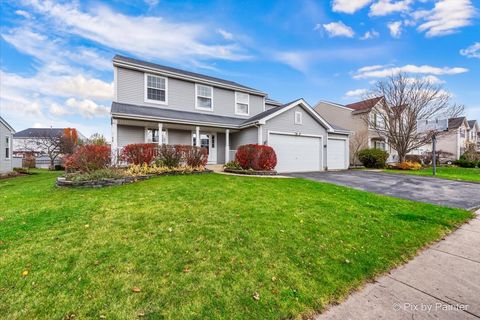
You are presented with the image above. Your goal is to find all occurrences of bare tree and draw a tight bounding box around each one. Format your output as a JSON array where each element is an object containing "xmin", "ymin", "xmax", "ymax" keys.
[
  {"xmin": 22, "ymin": 129, "xmax": 67, "ymax": 170},
  {"xmin": 349, "ymin": 129, "xmax": 369, "ymax": 165},
  {"xmin": 364, "ymin": 73, "xmax": 463, "ymax": 162}
]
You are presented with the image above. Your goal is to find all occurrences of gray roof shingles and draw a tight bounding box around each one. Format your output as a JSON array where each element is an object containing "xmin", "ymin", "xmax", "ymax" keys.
[
  {"xmin": 13, "ymin": 128, "xmax": 65, "ymax": 138},
  {"xmin": 448, "ymin": 117, "xmax": 466, "ymax": 130}
]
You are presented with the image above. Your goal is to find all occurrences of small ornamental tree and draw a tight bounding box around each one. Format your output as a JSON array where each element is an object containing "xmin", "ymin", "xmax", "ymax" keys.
[
  {"xmin": 121, "ymin": 143, "xmax": 157, "ymax": 165},
  {"xmin": 64, "ymin": 144, "xmax": 111, "ymax": 173},
  {"xmin": 235, "ymin": 144, "xmax": 277, "ymax": 171}
]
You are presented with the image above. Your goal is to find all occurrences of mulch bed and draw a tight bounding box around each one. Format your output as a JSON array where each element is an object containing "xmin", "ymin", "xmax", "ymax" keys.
[
  {"xmin": 223, "ymin": 168, "xmax": 277, "ymax": 176},
  {"xmin": 56, "ymin": 169, "xmax": 213, "ymax": 188}
]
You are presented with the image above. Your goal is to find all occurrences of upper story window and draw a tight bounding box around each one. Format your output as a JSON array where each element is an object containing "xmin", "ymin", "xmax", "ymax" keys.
[
  {"xmin": 5, "ymin": 136, "xmax": 10, "ymax": 159},
  {"xmin": 459, "ymin": 128, "xmax": 465, "ymax": 138},
  {"xmin": 235, "ymin": 92, "xmax": 249, "ymax": 115},
  {"xmin": 294, "ymin": 111, "xmax": 302, "ymax": 125},
  {"xmin": 195, "ymin": 84, "xmax": 213, "ymax": 111},
  {"xmin": 374, "ymin": 113, "xmax": 385, "ymax": 129},
  {"xmin": 145, "ymin": 74, "xmax": 167, "ymax": 104}
]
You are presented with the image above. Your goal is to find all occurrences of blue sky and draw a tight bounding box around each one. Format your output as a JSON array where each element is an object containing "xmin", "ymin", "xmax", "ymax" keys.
[{"xmin": 1, "ymin": 0, "xmax": 479, "ymax": 138}]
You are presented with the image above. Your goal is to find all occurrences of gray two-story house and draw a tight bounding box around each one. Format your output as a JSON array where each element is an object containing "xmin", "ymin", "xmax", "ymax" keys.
[
  {"xmin": 0, "ymin": 116, "xmax": 15, "ymax": 174},
  {"xmin": 111, "ymin": 55, "xmax": 350, "ymax": 172}
]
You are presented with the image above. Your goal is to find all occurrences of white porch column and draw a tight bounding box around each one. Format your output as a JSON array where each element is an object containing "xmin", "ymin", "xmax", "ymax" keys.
[
  {"xmin": 257, "ymin": 125, "xmax": 263, "ymax": 144},
  {"xmin": 225, "ymin": 129, "xmax": 230, "ymax": 162},
  {"xmin": 144, "ymin": 127, "xmax": 149, "ymax": 143},
  {"xmin": 195, "ymin": 126, "xmax": 200, "ymax": 147},
  {"xmin": 111, "ymin": 119, "xmax": 118, "ymax": 165},
  {"xmin": 158, "ymin": 123, "xmax": 163, "ymax": 145}
]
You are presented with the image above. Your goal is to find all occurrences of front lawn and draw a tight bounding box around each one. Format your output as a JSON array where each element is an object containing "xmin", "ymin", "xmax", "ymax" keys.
[
  {"xmin": 386, "ymin": 166, "xmax": 480, "ymax": 183},
  {"xmin": 0, "ymin": 171, "xmax": 472, "ymax": 319}
]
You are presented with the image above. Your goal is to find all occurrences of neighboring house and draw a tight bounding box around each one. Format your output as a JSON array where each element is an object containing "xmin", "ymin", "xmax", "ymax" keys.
[
  {"xmin": 13, "ymin": 128, "xmax": 86, "ymax": 168},
  {"xmin": 111, "ymin": 55, "xmax": 350, "ymax": 172},
  {"xmin": 435, "ymin": 117, "xmax": 472, "ymax": 160},
  {"xmin": 314, "ymin": 97, "xmax": 397, "ymax": 164},
  {"xmin": 467, "ymin": 120, "xmax": 479, "ymax": 150},
  {"xmin": 0, "ymin": 116, "xmax": 15, "ymax": 173}
]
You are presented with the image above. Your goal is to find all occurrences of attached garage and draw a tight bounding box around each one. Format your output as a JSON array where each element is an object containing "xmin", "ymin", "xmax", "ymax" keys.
[
  {"xmin": 327, "ymin": 138, "xmax": 348, "ymax": 170},
  {"xmin": 268, "ymin": 132, "xmax": 323, "ymax": 172}
]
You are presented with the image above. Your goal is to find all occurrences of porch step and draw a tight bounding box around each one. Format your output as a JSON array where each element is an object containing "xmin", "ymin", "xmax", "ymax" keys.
[{"xmin": 206, "ymin": 164, "xmax": 224, "ymax": 172}]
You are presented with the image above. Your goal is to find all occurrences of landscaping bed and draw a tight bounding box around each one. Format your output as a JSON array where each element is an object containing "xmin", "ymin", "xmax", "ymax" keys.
[
  {"xmin": 0, "ymin": 170, "xmax": 472, "ymax": 319},
  {"xmin": 224, "ymin": 168, "xmax": 277, "ymax": 175}
]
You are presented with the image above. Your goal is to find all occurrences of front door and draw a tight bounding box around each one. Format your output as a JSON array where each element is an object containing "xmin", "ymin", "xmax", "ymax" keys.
[{"xmin": 199, "ymin": 132, "xmax": 217, "ymax": 164}]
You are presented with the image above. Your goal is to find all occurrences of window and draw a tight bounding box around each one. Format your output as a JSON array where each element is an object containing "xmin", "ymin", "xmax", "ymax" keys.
[
  {"xmin": 374, "ymin": 113, "xmax": 385, "ymax": 129},
  {"xmin": 235, "ymin": 92, "xmax": 249, "ymax": 115},
  {"xmin": 5, "ymin": 136, "xmax": 10, "ymax": 159},
  {"xmin": 196, "ymin": 84, "xmax": 213, "ymax": 110},
  {"xmin": 294, "ymin": 111, "xmax": 302, "ymax": 125},
  {"xmin": 374, "ymin": 140, "xmax": 386, "ymax": 151},
  {"xmin": 459, "ymin": 128, "xmax": 465, "ymax": 138},
  {"xmin": 145, "ymin": 74, "xmax": 167, "ymax": 103},
  {"xmin": 146, "ymin": 129, "xmax": 167, "ymax": 144}
]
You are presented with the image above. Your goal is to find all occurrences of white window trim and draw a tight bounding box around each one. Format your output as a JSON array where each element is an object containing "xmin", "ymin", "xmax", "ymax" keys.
[
  {"xmin": 235, "ymin": 92, "xmax": 250, "ymax": 116},
  {"xmin": 144, "ymin": 73, "xmax": 168, "ymax": 105},
  {"xmin": 294, "ymin": 111, "xmax": 302, "ymax": 125},
  {"xmin": 195, "ymin": 84, "xmax": 214, "ymax": 112},
  {"xmin": 5, "ymin": 136, "xmax": 10, "ymax": 159}
]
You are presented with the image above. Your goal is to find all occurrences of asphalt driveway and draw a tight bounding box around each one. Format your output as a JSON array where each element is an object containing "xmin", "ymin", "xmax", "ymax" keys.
[{"xmin": 287, "ymin": 170, "xmax": 480, "ymax": 210}]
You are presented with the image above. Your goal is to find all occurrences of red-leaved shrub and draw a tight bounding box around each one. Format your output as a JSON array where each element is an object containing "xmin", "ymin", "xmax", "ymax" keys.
[
  {"xmin": 185, "ymin": 146, "xmax": 208, "ymax": 167},
  {"xmin": 64, "ymin": 144, "xmax": 111, "ymax": 173},
  {"xmin": 235, "ymin": 144, "xmax": 277, "ymax": 171},
  {"xmin": 121, "ymin": 143, "xmax": 157, "ymax": 165}
]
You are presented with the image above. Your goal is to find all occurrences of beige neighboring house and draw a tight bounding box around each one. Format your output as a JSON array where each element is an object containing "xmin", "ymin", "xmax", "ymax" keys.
[
  {"xmin": 0, "ymin": 116, "xmax": 15, "ymax": 173},
  {"xmin": 436, "ymin": 117, "xmax": 479, "ymax": 160},
  {"xmin": 467, "ymin": 120, "xmax": 479, "ymax": 150},
  {"xmin": 315, "ymin": 97, "xmax": 397, "ymax": 164}
]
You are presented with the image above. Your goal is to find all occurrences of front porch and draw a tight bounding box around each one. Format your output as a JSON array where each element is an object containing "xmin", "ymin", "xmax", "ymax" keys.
[{"xmin": 112, "ymin": 118, "xmax": 242, "ymax": 165}]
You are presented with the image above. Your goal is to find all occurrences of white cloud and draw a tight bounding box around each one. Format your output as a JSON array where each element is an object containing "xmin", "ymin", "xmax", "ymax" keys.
[
  {"xmin": 273, "ymin": 51, "xmax": 310, "ymax": 73},
  {"xmin": 323, "ymin": 21, "xmax": 355, "ymax": 38},
  {"xmin": 1, "ymin": 27, "xmax": 112, "ymax": 71},
  {"xmin": 49, "ymin": 103, "xmax": 69, "ymax": 116},
  {"xmin": 460, "ymin": 42, "xmax": 480, "ymax": 59},
  {"xmin": 344, "ymin": 88, "xmax": 368, "ymax": 98},
  {"xmin": 387, "ymin": 21, "xmax": 402, "ymax": 38},
  {"xmin": 217, "ymin": 28, "xmax": 234, "ymax": 40},
  {"xmin": 353, "ymin": 64, "xmax": 469, "ymax": 78},
  {"xmin": 24, "ymin": 0, "xmax": 250, "ymax": 63},
  {"xmin": 15, "ymin": 10, "xmax": 31, "ymax": 19},
  {"xmin": 369, "ymin": 0, "xmax": 412, "ymax": 16},
  {"xmin": 360, "ymin": 30, "xmax": 380, "ymax": 40},
  {"xmin": 405, "ymin": 75, "xmax": 446, "ymax": 84},
  {"xmin": 417, "ymin": 0, "xmax": 476, "ymax": 37},
  {"xmin": 66, "ymin": 98, "xmax": 110, "ymax": 118},
  {"xmin": 332, "ymin": 0, "xmax": 372, "ymax": 14}
]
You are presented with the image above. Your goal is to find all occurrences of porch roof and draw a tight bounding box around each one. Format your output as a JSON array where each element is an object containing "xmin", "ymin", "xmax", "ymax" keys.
[{"xmin": 111, "ymin": 102, "xmax": 250, "ymax": 128}]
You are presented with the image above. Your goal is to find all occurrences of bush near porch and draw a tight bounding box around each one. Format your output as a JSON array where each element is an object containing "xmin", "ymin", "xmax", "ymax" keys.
[
  {"xmin": 358, "ymin": 148, "xmax": 389, "ymax": 169},
  {"xmin": 235, "ymin": 144, "xmax": 277, "ymax": 171}
]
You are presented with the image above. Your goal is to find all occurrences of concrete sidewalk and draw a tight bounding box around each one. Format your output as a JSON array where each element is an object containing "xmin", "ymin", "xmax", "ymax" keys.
[{"xmin": 316, "ymin": 211, "xmax": 480, "ymax": 320}]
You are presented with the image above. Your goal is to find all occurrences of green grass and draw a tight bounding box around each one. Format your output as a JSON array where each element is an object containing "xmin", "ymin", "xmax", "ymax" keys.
[
  {"xmin": 0, "ymin": 170, "xmax": 472, "ymax": 319},
  {"xmin": 386, "ymin": 166, "xmax": 480, "ymax": 183}
]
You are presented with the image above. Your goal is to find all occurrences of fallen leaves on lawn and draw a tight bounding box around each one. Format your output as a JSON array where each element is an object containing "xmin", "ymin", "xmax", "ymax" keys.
[
  {"xmin": 252, "ymin": 292, "xmax": 260, "ymax": 301},
  {"xmin": 271, "ymin": 276, "xmax": 276, "ymax": 282},
  {"xmin": 21, "ymin": 270, "xmax": 28, "ymax": 277},
  {"xmin": 132, "ymin": 287, "xmax": 141, "ymax": 293},
  {"xmin": 167, "ymin": 227, "xmax": 173, "ymax": 233},
  {"xmin": 183, "ymin": 267, "xmax": 191, "ymax": 273}
]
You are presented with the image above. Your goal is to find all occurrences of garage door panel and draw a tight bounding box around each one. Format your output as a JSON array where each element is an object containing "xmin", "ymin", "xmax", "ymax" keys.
[
  {"xmin": 327, "ymin": 139, "xmax": 347, "ymax": 170},
  {"xmin": 269, "ymin": 133, "xmax": 322, "ymax": 173}
]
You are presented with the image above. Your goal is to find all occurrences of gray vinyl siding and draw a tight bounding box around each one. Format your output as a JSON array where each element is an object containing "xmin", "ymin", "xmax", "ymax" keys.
[
  {"xmin": 0, "ymin": 122, "xmax": 13, "ymax": 173},
  {"xmin": 230, "ymin": 127, "xmax": 258, "ymax": 149},
  {"xmin": 263, "ymin": 106, "xmax": 329, "ymax": 167},
  {"xmin": 117, "ymin": 125, "xmax": 144, "ymax": 148},
  {"xmin": 116, "ymin": 67, "xmax": 264, "ymax": 118},
  {"xmin": 168, "ymin": 129, "xmax": 191, "ymax": 145}
]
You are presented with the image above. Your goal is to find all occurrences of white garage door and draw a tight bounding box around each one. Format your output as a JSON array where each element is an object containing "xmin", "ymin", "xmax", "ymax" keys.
[
  {"xmin": 327, "ymin": 139, "xmax": 347, "ymax": 170},
  {"xmin": 268, "ymin": 133, "xmax": 322, "ymax": 172}
]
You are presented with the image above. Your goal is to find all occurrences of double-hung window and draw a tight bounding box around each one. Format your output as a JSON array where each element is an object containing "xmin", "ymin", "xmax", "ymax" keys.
[
  {"xmin": 235, "ymin": 92, "xmax": 249, "ymax": 115},
  {"xmin": 145, "ymin": 74, "xmax": 167, "ymax": 104},
  {"xmin": 5, "ymin": 136, "xmax": 10, "ymax": 159},
  {"xmin": 196, "ymin": 84, "xmax": 213, "ymax": 111}
]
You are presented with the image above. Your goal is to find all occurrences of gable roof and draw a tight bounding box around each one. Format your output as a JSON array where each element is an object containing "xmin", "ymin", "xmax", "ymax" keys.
[
  {"xmin": 265, "ymin": 98, "xmax": 283, "ymax": 106},
  {"xmin": 467, "ymin": 120, "xmax": 477, "ymax": 129},
  {"xmin": 345, "ymin": 96, "xmax": 383, "ymax": 113},
  {"xmin": 113, "ymin": 55, "xmax": 266, "ymax": 96},
  {"xmin": 13, "ymin": 128, "xmax": 66, "ymax": 138},
  {"xmin": 448, "ymin": 117, "xmax": 467, "ymax": 130},
  {"xmin": 0, "ymin": 116, "xmax": 15, "ymax": 132}
]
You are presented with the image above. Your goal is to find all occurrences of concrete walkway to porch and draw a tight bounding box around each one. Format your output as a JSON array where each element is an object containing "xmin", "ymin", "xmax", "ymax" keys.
[{"xmin": 315, "ymin": 210, "xmax": 480, "ymax": 320}]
